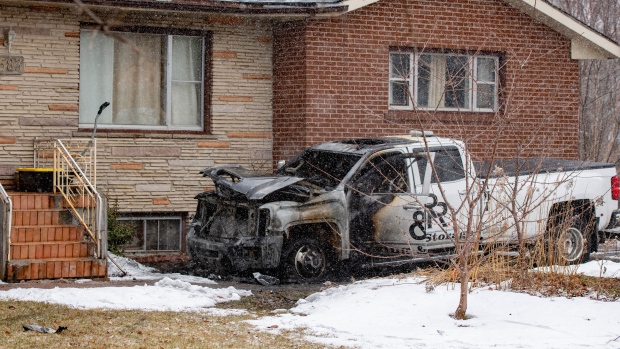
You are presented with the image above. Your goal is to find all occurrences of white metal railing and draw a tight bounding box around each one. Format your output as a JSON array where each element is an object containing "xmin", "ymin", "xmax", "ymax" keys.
[
  {"xmin": 35, "ymin": 138, "xmax": 104, "ymax": 258},
  {"xmin": 0, "ymin": 183, "xmax": 12, "ymax": 268}
]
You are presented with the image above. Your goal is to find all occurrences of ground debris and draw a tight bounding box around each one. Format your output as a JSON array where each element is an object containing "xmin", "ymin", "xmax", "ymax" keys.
[
  {"xmin": 22, "ymin": 324, "xmax": 67, "ymax": 334},
  {"xmin": 253, "ymin": 272, "xmax": 280, "ymax": 286}
]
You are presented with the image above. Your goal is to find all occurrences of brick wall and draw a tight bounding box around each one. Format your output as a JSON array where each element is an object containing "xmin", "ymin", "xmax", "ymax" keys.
[
  {"xmin": 273, "ymin": 21, "xmax": 307, "ymax": 164},
  {"xmin": 272, "ymin": 0, "xmax": 580, "ymax": 162},
  {"xmin": 0, "ymin": 4, "xmax": 273, "ymax": 215}
]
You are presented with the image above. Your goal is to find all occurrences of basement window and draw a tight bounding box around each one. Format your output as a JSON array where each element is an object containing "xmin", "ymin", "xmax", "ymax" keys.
[
  {"xmin": 119, "ymin": 215, "xmax": 183, "ymax": 252},
  {"xmin": 389, "ymin": 51, "xmax": 498, "ymax": 112}
]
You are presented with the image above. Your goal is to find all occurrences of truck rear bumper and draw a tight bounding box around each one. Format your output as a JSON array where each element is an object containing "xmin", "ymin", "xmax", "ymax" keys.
[{"xmin": 187, "ymin": 233, "xmax": 284, "ymax": 272}]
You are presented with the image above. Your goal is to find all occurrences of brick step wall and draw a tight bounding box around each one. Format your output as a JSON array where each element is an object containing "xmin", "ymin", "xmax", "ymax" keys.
[
  {"xmin": 11, "ymin": 241, "xmax": 94, "ymax": 260},
  {"xmin": 7, "ymin": 258, "xmax": 107, "ymax": 281},
  {"xmin": 5, "ymin": 192, "xmax": 106, "ymax": 282}
]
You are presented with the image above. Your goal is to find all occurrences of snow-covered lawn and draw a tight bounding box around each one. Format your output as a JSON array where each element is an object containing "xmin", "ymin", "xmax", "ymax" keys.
[
  {"xmin": 251, "ymin": 271, "xmax": 620, "ymax": 349},
  {"xmin": 1, "ymin": 257, "xmax": 620, "ymax": 348}
]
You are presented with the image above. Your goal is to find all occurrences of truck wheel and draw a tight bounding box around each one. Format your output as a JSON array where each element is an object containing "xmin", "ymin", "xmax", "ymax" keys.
[
  {"xmin": 554, "ymin": 218, "xmax": 591, "ymax": 264},
  {"xmin": 281, "ymin": 237, "xmax": 330, "ymax": 282}
]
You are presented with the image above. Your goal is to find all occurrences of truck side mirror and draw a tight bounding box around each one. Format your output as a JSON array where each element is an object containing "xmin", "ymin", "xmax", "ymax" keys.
[{"xmin": 277, "ymin": 160, "xmax": 286, "ymax": 169}]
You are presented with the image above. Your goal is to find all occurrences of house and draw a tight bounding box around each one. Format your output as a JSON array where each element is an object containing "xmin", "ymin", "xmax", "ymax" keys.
[{"xmin": 0, "ymin": 0, "xmax": 618, "ymax": 273}]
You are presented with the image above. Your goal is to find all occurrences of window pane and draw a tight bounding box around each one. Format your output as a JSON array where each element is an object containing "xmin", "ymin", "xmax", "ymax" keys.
[
  {"xmin": 172, "ymin": 36, "xmax": 202, "ymax": 82},
  {"xmin": 444, "ymin": 55, "xmax": 470, "ymax": 109},
  {"xmin": 476, "ymin": 84, "xmax": 495, "ymax": 109},
  {"xmin": 416, "ymin": 149, "xmax": 464, "ymax": 184},
  {"xmin": 172, "ymin": 82, "xmax": 201, "ymax": 126},
  {"xmin": 434, "ymin": 149, "xmax": 465, "ymax": 182},
  {"xmin": 145, "ymin": 220, "xmax": 159, "ymax": 250},
  {"xmin": 353, "ymin": 152, "xmax": 409, "ymax": 194},
  {"xmin": 477, "ymin": 57, "xmax": 496, "ymax": 83},
  {"xmin": 112, "ymin": 32, "xmax": 165, "ymax": 126},
  {"xmin": 390, "ymin": 81, "xmax": 409, "ymax": 106},
  {"xmin": 159, "ymin": 219, "xmax": 181, "ymax": 250},
  {"xmin": 416, "ymin": 55, "xmax": 432, "ymax": 108},
  {"xmin": 390, "ymin": 53, "xmax": 410, "ymax": 79},
  {"xmin": 79, "ymin": 30, "xmax": 114, "ymax": 124},
  {"xmin": 418, "ymin": 54, "xmax": 449, "ymax": 109}
]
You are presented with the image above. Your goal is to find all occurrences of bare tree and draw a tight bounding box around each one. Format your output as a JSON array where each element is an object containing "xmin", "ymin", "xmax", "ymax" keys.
[
  {"xmin": 550, "ymin": 0, "xmax": 620, "ymax": 163},
  {"xmin": 384, "ymin": 39, "xmax": 605, "ymax": 319}
]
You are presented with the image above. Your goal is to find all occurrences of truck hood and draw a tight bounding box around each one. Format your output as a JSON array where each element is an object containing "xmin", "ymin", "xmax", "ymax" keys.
[{"xmin": 201, "ymin": 165, "xmax": 310, "ymax": 201}]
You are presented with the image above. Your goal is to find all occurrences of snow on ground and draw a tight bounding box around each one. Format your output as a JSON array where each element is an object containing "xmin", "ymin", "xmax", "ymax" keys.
[
  {"xmin": 0, "ymin": 254, "xmax": 249, "ymax": 313},
  {"xmin": 107, "ymin": 253, "xmax": 217, "ymax": 284},
  {"xmin": 250, "ymin": 260, "xmax": 620, "ymax": 349},
  {"xmin": 1, "ymin": 258, "xmax": 620, "ymax": 347},
  {"xmin": 541, "ymin": 259, "xmax": 620, "ymax": 278},
  {"xmin": 251, "ymin": 279, "xmax": 620, "ymax": 349},
  {"xmin": 0, "ymin": 277, "xmax": 251, "ymax": 312}
]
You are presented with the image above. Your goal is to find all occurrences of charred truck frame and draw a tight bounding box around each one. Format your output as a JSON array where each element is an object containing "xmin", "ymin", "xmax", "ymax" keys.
[{"xmin": 187, "ymin": 131, "xmax": 620, "ymax": 281}]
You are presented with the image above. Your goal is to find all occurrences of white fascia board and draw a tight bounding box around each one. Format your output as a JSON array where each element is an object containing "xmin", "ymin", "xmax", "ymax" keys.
[
  {"xmin": 503, "ymin": 0, "xmax": 620, "ymax": 59},
  {"xmin": 314, "ymin": 0, "xmax": 379, "ymax": 16},
  {"xmin": 340, "ymin": 0, "xmax": 379, "ymax": 12}
]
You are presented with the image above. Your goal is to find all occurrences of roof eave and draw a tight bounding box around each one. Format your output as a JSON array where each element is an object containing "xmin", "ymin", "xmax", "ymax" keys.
[
  {"xmin": 0, "ymin": 0, "xmax": 350, "ymax": 17},
  {"xmin": 503, "ymin": 0, "xmax": 620, "ymax": 59}
]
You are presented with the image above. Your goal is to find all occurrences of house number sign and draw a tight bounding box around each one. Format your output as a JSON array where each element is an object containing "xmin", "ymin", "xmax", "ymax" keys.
[{"xmin": 0, "ymin": 56, "xmax": 24, "ymax": 75}]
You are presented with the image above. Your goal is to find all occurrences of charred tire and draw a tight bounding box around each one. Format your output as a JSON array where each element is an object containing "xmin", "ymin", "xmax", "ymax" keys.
[
  {"xmin": 281, "ymin": 237, "xmax": 331, "ymax": 282},
  {"xmin": 553, "ymin": 218, "xmax": 591, "ymax": 264}
]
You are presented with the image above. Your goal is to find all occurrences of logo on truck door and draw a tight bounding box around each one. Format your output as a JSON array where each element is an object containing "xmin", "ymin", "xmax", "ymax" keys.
[{"xmin": 408, "ymin": 194, "xmax": 449, "ymax": 241}]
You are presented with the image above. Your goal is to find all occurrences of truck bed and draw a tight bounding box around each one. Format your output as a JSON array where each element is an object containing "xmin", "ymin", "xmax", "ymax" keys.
[{"xmin": 475, "ymin": 158, "xmax": 616, "ymax": 178}]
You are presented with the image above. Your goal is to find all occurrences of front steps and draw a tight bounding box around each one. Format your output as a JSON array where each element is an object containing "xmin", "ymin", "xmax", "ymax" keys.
[{"xmin": 6, "ymin": 192, "xmax": 106, "ymax": 282}]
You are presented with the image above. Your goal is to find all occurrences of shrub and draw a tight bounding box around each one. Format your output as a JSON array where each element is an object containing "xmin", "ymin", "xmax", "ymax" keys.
[{"xmin": 107, "ymin": 201, "xmax": 134, "ymax": 255}]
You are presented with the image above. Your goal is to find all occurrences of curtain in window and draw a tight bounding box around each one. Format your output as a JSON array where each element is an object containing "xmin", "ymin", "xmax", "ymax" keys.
[
  {"xmin": 171, "ymin": 36, "xmax": 202, "ymax": 126},
  {"xmin": 112, "ymin": 33, "xmax": 163, "ymax": 126},
  {"xmin": 428, "ymin": 55, "xmax": 446, "ymax": 109},
  {"xmin": 79, "ymin": 31, "xmax": 114, "ymax": 124}
]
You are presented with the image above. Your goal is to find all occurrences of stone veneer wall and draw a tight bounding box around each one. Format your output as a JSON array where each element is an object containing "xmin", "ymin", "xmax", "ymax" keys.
[{"xmin": 0, "ymin": 3, "xmax": 273, "ymax": 215}]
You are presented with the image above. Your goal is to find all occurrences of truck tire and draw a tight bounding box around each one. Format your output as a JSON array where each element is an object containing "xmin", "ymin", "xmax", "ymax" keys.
[
  {"xmin": 281, "ymin": 237, "xmax": 331, "ymax": 282},
  {"xmin": 553, "ymin": 217, "xmax": 591, "ymax": 264}
]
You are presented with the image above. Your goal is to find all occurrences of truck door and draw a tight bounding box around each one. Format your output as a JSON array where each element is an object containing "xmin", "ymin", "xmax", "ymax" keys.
[
  {"xmin": 409, "ymin": 147, "xmax": 467, "ymax": 251},
  {"xmin": 348, "ymin": 150, "xmax": 429, "ymax": 256}
]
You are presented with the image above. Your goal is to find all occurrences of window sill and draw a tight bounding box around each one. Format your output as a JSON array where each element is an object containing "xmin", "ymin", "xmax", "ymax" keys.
[
  {"xmin": 73, "ymin": 128, "xmax": 212, "ymax": 139},
  {"xmin": 386, "ymin": 109, "xmax": 499, "ymax": 123}
]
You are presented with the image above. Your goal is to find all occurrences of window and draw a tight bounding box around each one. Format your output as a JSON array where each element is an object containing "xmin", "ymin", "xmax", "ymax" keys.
[
  {"xmin": 120, "ymin": 216, "xmax": 183, "ymax": 251},
  {"xmin": 79, "ymin": 28, "xmax": 208, "ymax": 131},
  {"xmin": 277, "ymin": 150, "xmax": 362, "ymax": 190},
  {"xmin": 352, "ymin": 152, "xmax": 410, "ymax": 194},
  {"xmin": 415, "ymin": 148, "xmax": 465, "ymax": 184},
  {"xmin": 389, "ymin": 51, "xmax": 498, "ymax": 111}
]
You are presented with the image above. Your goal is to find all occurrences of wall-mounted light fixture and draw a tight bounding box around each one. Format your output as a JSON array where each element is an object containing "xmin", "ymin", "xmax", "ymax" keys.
[{"xmin": 4, "ymin": 28, "xmax": 16, "ymax": 52}]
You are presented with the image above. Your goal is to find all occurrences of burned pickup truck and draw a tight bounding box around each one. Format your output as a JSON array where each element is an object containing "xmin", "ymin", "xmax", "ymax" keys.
[{"xmin": 187, "ymin": 131, "xmax": 620, "ymax": 281}]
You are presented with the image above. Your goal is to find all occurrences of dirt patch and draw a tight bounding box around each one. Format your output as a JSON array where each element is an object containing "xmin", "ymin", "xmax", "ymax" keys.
[{"xmin": 217, "ymin": 288, "xmax": 321, "ymax": 312}]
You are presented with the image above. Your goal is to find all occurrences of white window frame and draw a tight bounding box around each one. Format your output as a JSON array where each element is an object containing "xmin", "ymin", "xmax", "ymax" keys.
[
  {"xmin": 388, "ymin": 52, "xmax": 414, "ymax": 109},
  {"xmin": 79, "ymin": 30, "xmax": 206, "ymax": 131},
  {"xmin": 389, "ymin": 51, "xmax": 498, "ymax": 112},
  {"xmin": 119, "ymin": 215, "xmax": 183, "ymax": 252}
]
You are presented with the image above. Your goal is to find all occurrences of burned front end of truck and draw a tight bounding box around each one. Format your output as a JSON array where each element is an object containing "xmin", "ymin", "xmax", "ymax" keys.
[{"xmin": 186, "ymin": 149, "xmax": 361, "ymax": 277}]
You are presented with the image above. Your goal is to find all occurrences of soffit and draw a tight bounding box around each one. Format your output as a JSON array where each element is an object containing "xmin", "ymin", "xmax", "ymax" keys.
[{"xmin": 502, "ymin": 0, "xmax": 620, "ymax": 59}]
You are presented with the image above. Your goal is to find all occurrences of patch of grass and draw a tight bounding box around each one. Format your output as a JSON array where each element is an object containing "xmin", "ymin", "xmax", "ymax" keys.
[
  {"xmin": 0, "ymin": 300, "xmax": 331, "ymax": 349},
  {"xmin": 410, "ymin": 251, "xmax": 620, "ymax": 301},
  {"xmin": 510, "ymin": 271, "xmax": 620, "ymax": 300}
]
